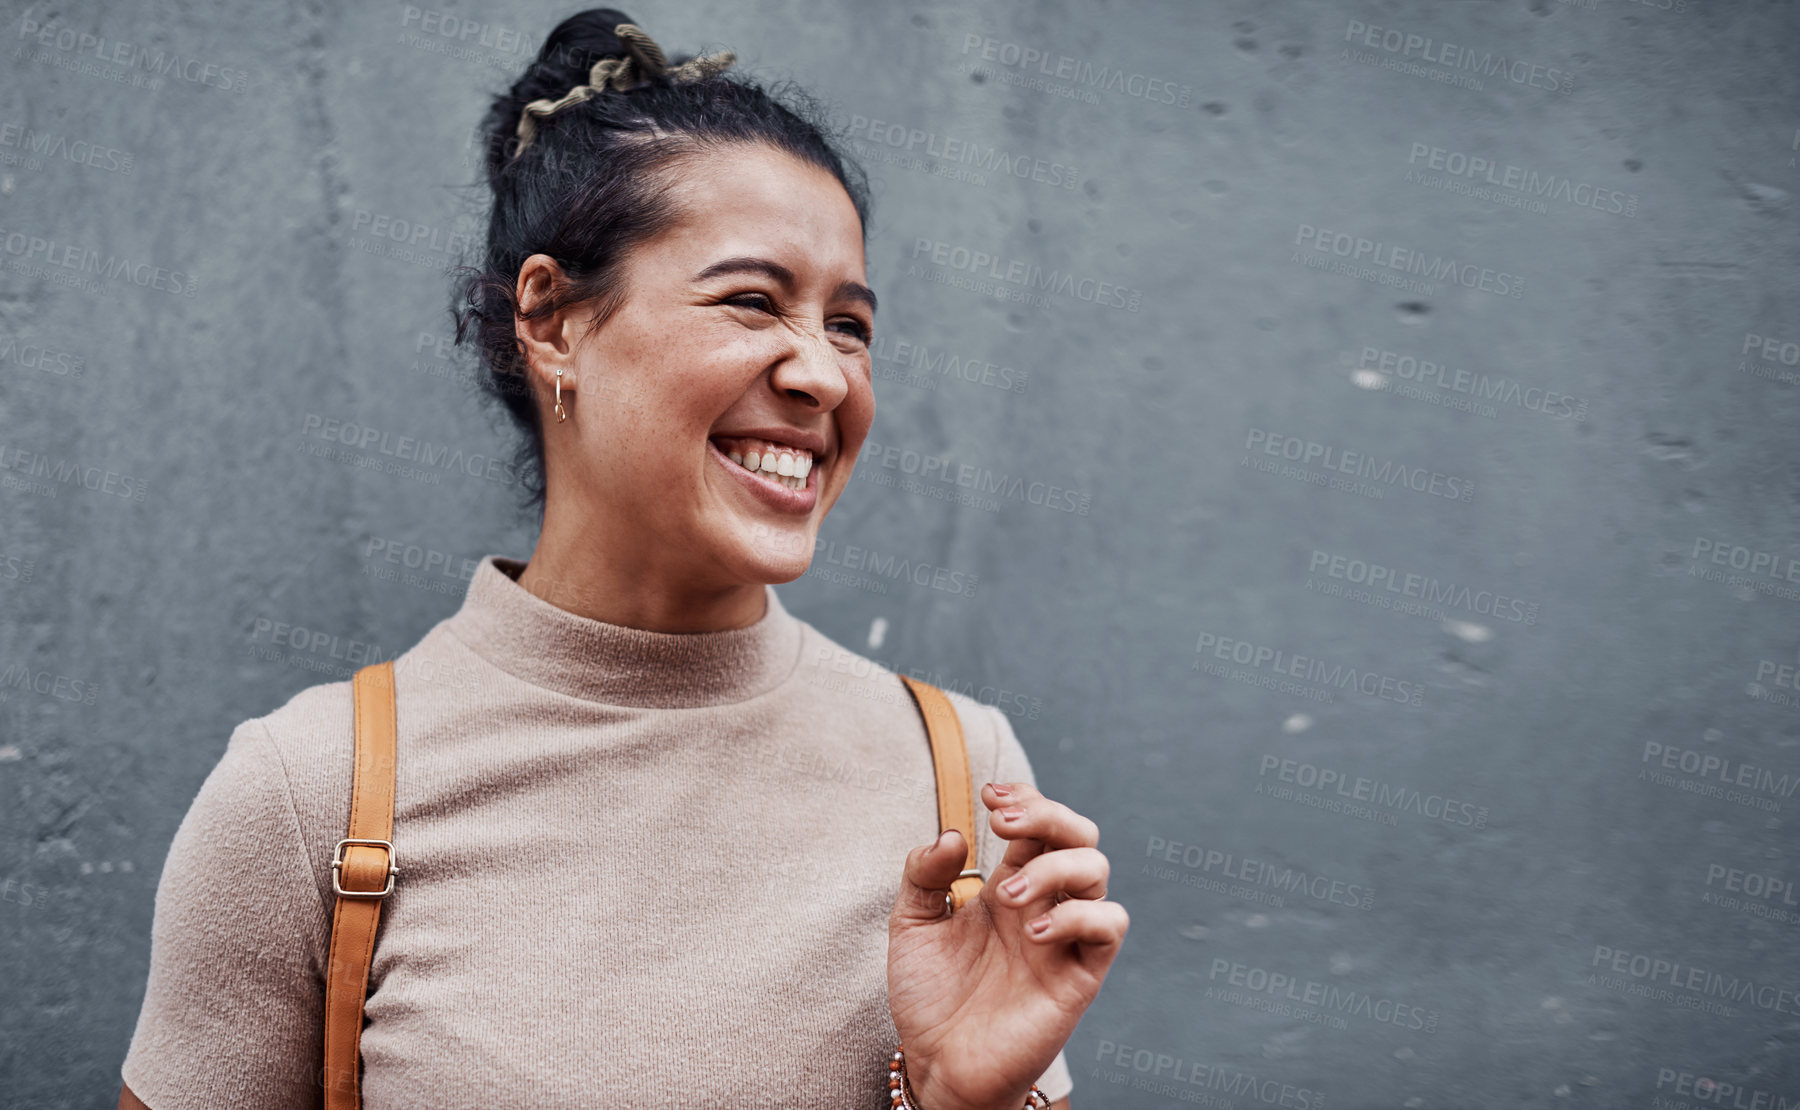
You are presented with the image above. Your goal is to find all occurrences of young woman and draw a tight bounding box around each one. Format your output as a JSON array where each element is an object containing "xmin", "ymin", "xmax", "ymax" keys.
[{"xmin": 119, "ymin": 11, "xmax": 1125, "ymax": 1108}]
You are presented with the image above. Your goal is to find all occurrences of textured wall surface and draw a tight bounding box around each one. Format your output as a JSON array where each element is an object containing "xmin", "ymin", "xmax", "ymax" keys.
[{"xmin": 3, "ymin": 0, "xmax": 1799, "ymax": 1106}]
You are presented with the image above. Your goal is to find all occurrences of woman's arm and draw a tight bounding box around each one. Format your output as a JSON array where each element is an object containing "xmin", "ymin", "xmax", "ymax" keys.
[{"xmin": 117, "ymin": 718, "xmax": 331, "ymax": 1110}]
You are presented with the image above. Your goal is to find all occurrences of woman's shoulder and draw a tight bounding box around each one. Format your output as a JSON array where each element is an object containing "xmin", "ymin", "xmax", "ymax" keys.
[
  {"xmin": 786, "ymin": 618, "xmax": 1040, "ymax": 785},
  {"xmin": 241, "ymin": 672, "xmax": 360, "ymax": 786},
  {"xmin": 195, "ymin": 669, "xmax": 390, "ymax": 909}
]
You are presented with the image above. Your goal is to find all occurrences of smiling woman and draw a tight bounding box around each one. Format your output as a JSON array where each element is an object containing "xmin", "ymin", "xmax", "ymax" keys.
[{"xmin": 116, "ymin": 9, "xmax": 1123, "ymax": 1110}]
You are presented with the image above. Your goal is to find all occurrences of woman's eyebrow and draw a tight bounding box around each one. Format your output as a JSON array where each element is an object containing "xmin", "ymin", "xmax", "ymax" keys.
[{"xmin": 692, "ymin": 256, "xmax": 877, "ymax": 315}]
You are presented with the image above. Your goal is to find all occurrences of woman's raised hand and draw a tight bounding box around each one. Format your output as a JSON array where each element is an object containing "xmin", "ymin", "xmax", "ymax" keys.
[{"xmin": 887, "ymin": 781, "xmax": 1129, "ymax": 1110}]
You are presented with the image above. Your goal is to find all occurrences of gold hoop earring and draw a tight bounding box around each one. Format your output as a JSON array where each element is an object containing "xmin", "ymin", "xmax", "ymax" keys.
[{"xmin": 554, "ymin": 366, "xmax": 566, "ymax": 423}]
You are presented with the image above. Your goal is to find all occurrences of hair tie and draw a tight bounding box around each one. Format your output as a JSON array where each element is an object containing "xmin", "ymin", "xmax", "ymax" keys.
[{"xmin": 512, "ymin": 23, "xmax": 736, "ymax": 158}]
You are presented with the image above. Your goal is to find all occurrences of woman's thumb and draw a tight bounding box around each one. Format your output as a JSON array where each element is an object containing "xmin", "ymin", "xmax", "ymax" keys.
[{"xmin": 892, "ymin": 828, "xmax": 966, "ymax": 923}]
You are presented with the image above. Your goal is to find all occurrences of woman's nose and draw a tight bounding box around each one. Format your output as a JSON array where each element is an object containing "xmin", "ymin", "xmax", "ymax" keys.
[{"xmin": 771, "ymin": 323, "xmax": 850, "ymax": 408}]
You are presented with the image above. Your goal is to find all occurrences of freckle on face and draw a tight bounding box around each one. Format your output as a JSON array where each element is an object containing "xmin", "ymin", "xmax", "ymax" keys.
[{"xmin": 554, "ymin": 143, "xmax": 875, "ymax": 588}]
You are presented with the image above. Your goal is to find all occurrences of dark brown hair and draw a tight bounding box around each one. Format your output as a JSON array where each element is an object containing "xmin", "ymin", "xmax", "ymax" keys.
[{"xmin": 452, "ymin": 8, "xmax": 872, "ymax": 513}]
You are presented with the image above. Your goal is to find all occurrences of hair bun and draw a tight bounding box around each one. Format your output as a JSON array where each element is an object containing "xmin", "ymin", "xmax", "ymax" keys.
[
  {"xmin": 481, "ymin": 8, "xmax": 640, "ymax": 179},
  {"xmin": 525, "ymin": 8, "xmax": 641, "ymax": 90}
]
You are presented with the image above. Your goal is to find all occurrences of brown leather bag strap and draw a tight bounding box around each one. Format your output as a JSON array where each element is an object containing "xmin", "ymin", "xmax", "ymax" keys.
[
  {"xmin": 322, "ymin": 661, "xmax": 400, "ymax": 1110},
  {"xmin": 898, "ymin": 674, "xmax": 984, "ymax": 912}
]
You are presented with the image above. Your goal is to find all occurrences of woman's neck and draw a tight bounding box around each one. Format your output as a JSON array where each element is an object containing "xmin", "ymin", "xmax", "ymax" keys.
[{"xmin": 514, "ymin": 532, "xmax": 770, "ymax": 634}]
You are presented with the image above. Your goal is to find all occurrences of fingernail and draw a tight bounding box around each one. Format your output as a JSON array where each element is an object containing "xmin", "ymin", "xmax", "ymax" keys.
[
  {"xmin": 1001, "ymin": 874, "xmax": 1027, "ymax": 898},
  {"xmin": 1000, "ymin": 805, "xmax": 1026, "ymax": 822},
  {"xmin": 937, "ymin": 830, "xmax": 957, "ymax": 850},
  {"xmin": 1028, "ymin": 914, "xmax": 1052, "ymax": 934},
  {"xmin": 988, "ymin": 782, "xmax": 1011, "ymax": 797}
]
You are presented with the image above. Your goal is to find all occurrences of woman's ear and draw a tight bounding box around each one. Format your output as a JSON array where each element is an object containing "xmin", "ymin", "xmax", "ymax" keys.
[{"xmin": 514, "ymin": 253, "xmax": 575, "ymax": 399}]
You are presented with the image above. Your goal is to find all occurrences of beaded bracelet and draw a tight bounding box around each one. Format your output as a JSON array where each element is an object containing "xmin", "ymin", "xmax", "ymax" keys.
[{"xmin": 888, "ymin": 1043, "xmax": 1050, "ymax": 1109}]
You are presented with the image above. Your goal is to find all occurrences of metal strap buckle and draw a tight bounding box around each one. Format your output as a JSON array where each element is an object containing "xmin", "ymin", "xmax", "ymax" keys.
[
  {"xmin": 944, "ymin": 867, "xmax": 986, "ymax": 914},
  {"xmin": 331, "ymin": 838, "xmax": 398, "ymax": 899}
]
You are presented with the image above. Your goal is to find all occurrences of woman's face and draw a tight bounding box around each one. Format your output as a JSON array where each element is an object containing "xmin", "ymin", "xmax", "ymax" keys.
[{"xmin": 522, "ymin": 143, "xmax": 876, "ymax": 598}]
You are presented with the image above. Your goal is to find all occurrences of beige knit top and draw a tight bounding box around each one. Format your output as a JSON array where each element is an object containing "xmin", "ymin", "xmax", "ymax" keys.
[{"xmin": 120, "ymin": 555, "xmax": 1074, "ymax": 1108}]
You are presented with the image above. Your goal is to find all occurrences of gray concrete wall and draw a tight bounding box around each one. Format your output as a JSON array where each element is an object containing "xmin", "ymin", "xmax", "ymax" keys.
[{"xmin": 3, "ymin": 0, "xmax": 1797, "ymax": 1106}]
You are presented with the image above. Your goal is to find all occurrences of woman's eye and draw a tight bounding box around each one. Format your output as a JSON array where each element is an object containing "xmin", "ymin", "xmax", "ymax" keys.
[
  {"xmin": 723, "ymin": 294, "xmax": 867, "ymax": 344},
  {"xmin": 726, "ymin": 292, "xmax": 775, "ymax": 313},
  {"xmin": 830, "ymin": 318, "xmax": 872, "ymax": 344}
]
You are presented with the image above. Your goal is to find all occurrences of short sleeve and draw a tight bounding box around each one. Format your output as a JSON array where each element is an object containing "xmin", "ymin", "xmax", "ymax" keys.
[
  {"xmin": 121, "ymin": 718, "xmax": 332, "ymax": 1110},
  {"xmin": 979, "ymin": 704, "xmax": 1076, "ymax": 1105}
]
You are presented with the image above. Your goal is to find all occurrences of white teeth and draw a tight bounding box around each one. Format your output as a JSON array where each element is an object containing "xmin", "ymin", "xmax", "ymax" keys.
[{"xmin": 716, "ymin": 437, "xmax": 816, "ymax": 493}]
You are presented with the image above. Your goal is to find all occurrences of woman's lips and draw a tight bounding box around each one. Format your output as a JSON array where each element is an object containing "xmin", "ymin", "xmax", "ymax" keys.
[{"xmin": 707, "ymin": 438, "xmax": 819, "ymax": 514}]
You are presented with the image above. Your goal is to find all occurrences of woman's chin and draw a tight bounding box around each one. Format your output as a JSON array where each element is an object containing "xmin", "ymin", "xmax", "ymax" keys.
[
  {"xmin": 714, "ymin": 532, "xmax": 815, "ymax": 585},
  {"xmin": 755, "ymin": 549, "xmax": 815, "ymax": 585}
]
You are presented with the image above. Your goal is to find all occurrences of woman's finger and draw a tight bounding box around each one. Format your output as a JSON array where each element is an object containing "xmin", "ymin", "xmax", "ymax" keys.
[
  {"xmin": 890, "ymin": 828, "xmax": 971, "ymax": 925},
  {"xmin": 981, "ymin": 783, "xmax": 1100, "ymax": 878},
  {"xmin": 1023, "ymin": 896, "xmax": 1131, "ymax": 950},
  {"xmin": 986, "ymin": 846, "xmax": 1110, "ymax": 916}
]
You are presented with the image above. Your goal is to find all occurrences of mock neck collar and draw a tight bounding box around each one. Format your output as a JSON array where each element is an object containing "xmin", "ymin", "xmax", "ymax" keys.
[{"xmin": 443, "ymin": 556, "xmax": 803, "ymax": 708}]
